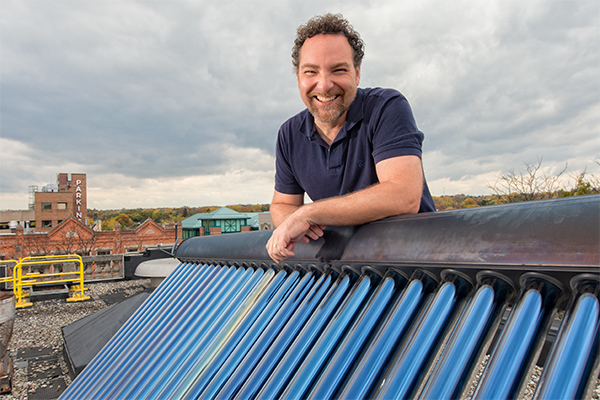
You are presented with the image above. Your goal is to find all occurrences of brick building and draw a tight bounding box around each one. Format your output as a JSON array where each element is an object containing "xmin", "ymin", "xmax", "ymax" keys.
[
  {"xmin": 34, "ymin": 173, "xmax": 87, "ymax": 232},
  {"xmin": 0, "ymin": 172, "xmax": 182, "ymax": 281},
  {"xmin": 0, "ymin": 216, "xmax": 181, "ymax": 280},
  {"xmin": 1, "ymin": 215, "xmax": 180, "ymax": 259}
]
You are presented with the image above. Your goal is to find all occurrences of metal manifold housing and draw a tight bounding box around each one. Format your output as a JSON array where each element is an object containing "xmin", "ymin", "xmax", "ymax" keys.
[{"xmin": 61, "ymin": 195, "xmax": 600, "ymax": 400}]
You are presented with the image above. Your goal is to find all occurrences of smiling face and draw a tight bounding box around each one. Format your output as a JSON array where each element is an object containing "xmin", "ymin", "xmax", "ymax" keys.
[{"xmin": 297, "ymin": 34, "xmax": 361, "ymax": 128}]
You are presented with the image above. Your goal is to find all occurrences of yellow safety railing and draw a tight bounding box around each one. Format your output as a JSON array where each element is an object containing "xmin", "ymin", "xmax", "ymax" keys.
[
  {"xmin": 0, "ymin": 255, "xmax": 90, "ymax": 309},
  {"xmin": 0, "ymin": 260, "xmax": 17, "ymax": 295}
]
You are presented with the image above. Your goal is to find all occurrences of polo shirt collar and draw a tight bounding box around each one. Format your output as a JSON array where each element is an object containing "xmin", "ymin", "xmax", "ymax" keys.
[{"xmin": 300, "ymin": 88, "xmax": 365, "ymax": 143}]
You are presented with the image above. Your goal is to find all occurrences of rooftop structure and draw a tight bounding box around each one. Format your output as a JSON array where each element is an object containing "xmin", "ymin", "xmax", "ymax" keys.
[
  {"xmin": 181, "ymin": 207, "xmax": 251, "ymax": 238},
  {"xmin": 61, "ymin": 195, "xmax": 600, "ymax": 399},
  {"xmin": 1, "ymin": 173, "xmax": 88, "ymax": 233}
]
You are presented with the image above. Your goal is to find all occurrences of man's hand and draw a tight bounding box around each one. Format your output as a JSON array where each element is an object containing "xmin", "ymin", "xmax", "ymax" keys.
[
  {"xmin": 266, "ymin": 207, "xmax": 325, "ymax": 263},
  {"xmin": 267, "ymin": 156, "xmax": 424, "ymax": 262}
]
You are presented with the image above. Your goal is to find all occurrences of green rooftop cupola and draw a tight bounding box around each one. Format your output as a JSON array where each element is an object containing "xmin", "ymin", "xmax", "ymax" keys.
[{"xmin": 181, "ymin": 207, "xmax": 250, "ymax": 238}]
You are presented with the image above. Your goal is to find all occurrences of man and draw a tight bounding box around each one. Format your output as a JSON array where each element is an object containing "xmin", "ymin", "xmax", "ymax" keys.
[{"xmin": 267, "ymin": 13, "xmax": 435, "ymax": 263}]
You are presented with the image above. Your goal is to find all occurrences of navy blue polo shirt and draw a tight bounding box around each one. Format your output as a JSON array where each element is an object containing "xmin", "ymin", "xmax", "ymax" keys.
[{"xmin": 275, "ymin": 87, "xmax": 436, "ymax": 213}]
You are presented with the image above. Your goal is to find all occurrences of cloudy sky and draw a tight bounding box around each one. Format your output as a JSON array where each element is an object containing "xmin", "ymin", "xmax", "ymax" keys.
[{"xmin": 1, "ymin": 0, "xmax": 598, "ymax": 210}]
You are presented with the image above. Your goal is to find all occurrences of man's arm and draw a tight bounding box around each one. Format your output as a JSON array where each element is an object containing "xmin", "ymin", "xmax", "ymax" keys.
[
  {"xmin": 266, "ymin": 155, "xmax": 423, "ymax": 262},
  {"xmin": 270, "ymin": 192, "xmax": 304, "ymax": 227}
]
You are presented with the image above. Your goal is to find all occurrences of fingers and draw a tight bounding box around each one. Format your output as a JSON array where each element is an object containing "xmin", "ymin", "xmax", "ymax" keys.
[
  {"xmin": 305, "ymin": 224, "xmax": 326, "ymax": 241},
  {"xmin": 267, "ymin": 239, "xmax": 295, "ymax": 263},
  {"xmin": 266, "ymin": 221, "xmax": 326, "ymax": 263}
]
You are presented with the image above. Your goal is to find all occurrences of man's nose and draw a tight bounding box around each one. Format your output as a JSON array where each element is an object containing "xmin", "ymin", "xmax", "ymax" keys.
[{"xmin": 315, "ymin": 73, "xmax": 335, "ymax": 92}]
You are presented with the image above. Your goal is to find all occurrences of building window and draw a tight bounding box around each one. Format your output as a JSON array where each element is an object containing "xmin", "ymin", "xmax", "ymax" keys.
[
  {"xmin": 57, "ymin": 202, "xmax": 67, "ymax": 210},
  {"xmin": 222, "ymin": 219, "xmax": 238, "ymax": 233},
  {"xmin": 42, "ymin": 203, "xmax": 52, "ymax": 210},
  {"xmin": 41, "ymin": 220, "xmax": 52, "ymax": 228}
]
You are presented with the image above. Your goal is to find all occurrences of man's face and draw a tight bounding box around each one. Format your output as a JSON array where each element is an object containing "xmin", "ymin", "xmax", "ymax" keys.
[{"xmin": 297, "ymin": 34, "xmax": 361, "ymax": 125}]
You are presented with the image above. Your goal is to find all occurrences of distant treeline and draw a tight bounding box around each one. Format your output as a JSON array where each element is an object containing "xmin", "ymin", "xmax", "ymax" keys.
[
  {"xmin": 88, "ymin": 187, "xmax": 598, "ymax": 230},
  {"xmin": 87, "ymin": 204, "xmax": 270, "ymax": 230},
  {"xmin": 88, "ymin": 162, "xmax": 599, "ymax": 230}
]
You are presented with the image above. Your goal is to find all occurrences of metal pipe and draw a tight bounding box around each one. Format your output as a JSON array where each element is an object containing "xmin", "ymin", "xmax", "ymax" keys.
[
  {"xmin": 374, "ymin": 270, "xmax": 472, "ymax": 400},
  {"xmin": 337, "ymin": 269, "xmax": 437, "ymax": 400},
  {"xmin": 229, "ymin": 269, "xmax": 339, "ymax": 400},
  {"xmin": 418, "ymin": 271, "xmax": 514, "ymax": 400},
  {"xmin": 473, "ymin": 273, "xmax": 564, "ymax": 400},
  {"xmin": 534, "ymin": 274, "xmax": 600, "ymax": 400},
  {"xmin": 306, "ymin": 269, "xmax": 407, "ymax": 400}
]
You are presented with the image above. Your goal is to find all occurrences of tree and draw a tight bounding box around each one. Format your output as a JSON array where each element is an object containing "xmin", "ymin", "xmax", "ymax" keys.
[
  {"xmin": 487, "ymin": 157, "xmax": 568, "ymax": 203},
  {"xmin": 102, "ymin": 219, "xmax": 115, "ymax": 231},
  {"xmin": 116, "ymin": 214, "xmax": 133, "ymax": 228},
  {"xmin": 560, "ymin": 165, "xmax": 600, "ymax": 197},
  {"xmin": 76, "ymin": 229, "xmax": 99, "ymax": 256},
  {"xmin": 151, "ymin": 210, "xmax": 167, "ymax": 222},
  {"xmin": 130, "ymin": 212, "xmax": 144, "ymax": 223},
  {"xmin": 463, "ymin": 197, "xmax": 477, "ymax": 208}
]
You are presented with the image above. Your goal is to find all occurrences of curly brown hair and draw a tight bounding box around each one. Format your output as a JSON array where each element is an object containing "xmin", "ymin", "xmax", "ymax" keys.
[{"xmin": 292, "ymin": 13, "xmax": 365, "ymax": 71}]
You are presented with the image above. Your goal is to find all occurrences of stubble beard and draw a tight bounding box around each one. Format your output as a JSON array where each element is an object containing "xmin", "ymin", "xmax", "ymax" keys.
[{"xmin": 308, "ymin": 95, "xmax": 348, "ymax": 124}]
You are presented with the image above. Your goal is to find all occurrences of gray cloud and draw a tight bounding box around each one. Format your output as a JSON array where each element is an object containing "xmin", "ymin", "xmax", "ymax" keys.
[{"xmin": 1, "ymin": 0, "xmax": 598, "ymax": 208}]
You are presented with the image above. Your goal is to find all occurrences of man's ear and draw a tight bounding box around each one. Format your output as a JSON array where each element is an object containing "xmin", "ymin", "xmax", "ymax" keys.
[{"xmin": 356, "ymin": 66, "xmax": 361, "ymax": 85}]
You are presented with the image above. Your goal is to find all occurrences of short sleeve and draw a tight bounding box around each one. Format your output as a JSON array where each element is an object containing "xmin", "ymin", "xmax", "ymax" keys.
[
  {"xmin": 370, "ymin": 94, "xmax": 424, "ymax": 164},
  {"xmin": 274, "ymin": 125, "xmax": 305, "ymax": 195}
]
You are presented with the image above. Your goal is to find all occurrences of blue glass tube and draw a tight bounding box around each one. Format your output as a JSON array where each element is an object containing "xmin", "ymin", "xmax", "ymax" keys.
[
  {"xmin": 61, "ymin": 262, "xmax": 198, "ymax": 400},
  {"xmin": 535, "ymin": 276, "xmax": 599, "ymax": 400},
  {"xmin": 473, "ymin": 273, "xmax": 563, "ymax": 400},
  {"xmin": 130, "ymin": 266, "xmax": 268, "ymax": 400},
  {"xmin": 61, "ymin": 262, "xmax": 206, "ymax": 400},
  {"xmin": 157, "ymin": 269, "xmax": 288, "ymax": 400},
  {"xmin": 306, "ymin": 270, "xmax": 405, "ymax": 400},
  {"xmin": 95, "ymin": 265, "xmax": 242, "ymax": 400},
  {"xmin": 181, "ymin": 270, "xmax": 306, "ymax": 400},
  {"xmin": 278, "ymin": 272, "xmax": 375, "ymax": 400},
  {"xmin": 338, "ymin": 270, "xmax": 435, "ymax": 400},
  {"xmin": 200, "ymin": 271, "xmax": 325, "ymax": 400},
  {"xmin": 418, "ymin": 272, "xmax": 513, "ymax": 400},
  {"xmin": 374, "ymin": 271, "xmax": 471, "ymax": 400},
  {"xmin": 114, "ymin": 266, "xmax": 257, "ymax": 400},
  {"xmin": 251, "ymin": 271, "xmax": 356, "ymax": 400},
  {"xmin": 230, "ymin": 271, "xmax": 340, "ymax": 400}
]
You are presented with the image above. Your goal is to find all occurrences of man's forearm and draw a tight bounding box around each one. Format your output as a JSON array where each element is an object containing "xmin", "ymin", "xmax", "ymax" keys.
[
  {"xmin": 270, "ymin": 202, "xmax": 302, "ymax": 227},
  {"xmin": 294, "ymin": 179, "xmax": 420, "ymax": 227},
  {"xmin": 266, "ymin": 180, "xmax": 420, "ymax": 263},
  {"xmin": 267, "ymin": 156, "xmax": 424, "ymax": 262}
]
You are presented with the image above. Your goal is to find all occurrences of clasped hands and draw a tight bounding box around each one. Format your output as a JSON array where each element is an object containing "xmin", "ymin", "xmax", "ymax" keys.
[{"xmin": 266, "ymin": 209, "xmax": 326, "ymax": 263}]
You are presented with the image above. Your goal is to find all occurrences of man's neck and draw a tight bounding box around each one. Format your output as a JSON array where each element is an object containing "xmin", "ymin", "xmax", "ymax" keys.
[{"xmin": 314, "ymin": 113, "xmax": 347, "ymax": 146}]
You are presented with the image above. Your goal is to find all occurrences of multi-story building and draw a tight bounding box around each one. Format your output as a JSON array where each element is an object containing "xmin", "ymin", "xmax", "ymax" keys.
[
  {"xmin": 34, "ymin": 173, "xmax": 87, "ymax": 232},
  {"xmin": 0, "ymin": 173, "xmax": 88, "ymax": 232},
  {"xmin": 0, "ymin": 173, "xmax": 180, "ymax": 281},
  {"xmin": 0, "ymin": 215, "xmax": 181, "ymax": 281}
]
